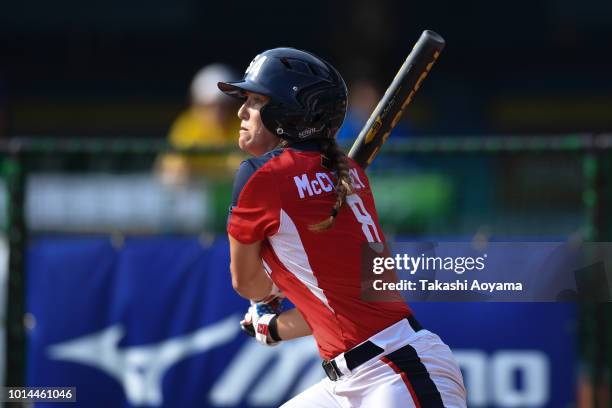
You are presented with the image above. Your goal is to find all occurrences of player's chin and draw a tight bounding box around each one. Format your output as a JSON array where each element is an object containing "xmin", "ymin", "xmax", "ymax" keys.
[
  {"xmin": 239, "ymin": 137, "xmax": 261, "ymax": 156},
  {"xmin": 238, "ymin": 134, "xmax": 252, "ymax": 151}
]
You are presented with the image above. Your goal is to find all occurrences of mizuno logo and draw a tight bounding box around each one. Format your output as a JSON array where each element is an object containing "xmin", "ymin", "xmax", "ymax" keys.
[{"xmin": 47, "ymin": 315, "xmax": 240, "ymax": 406}]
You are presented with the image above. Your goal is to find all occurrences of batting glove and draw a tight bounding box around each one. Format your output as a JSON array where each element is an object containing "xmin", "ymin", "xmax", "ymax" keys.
[{"xmin": 240, "ymin": 297, "xmax": 284, "ymax": 346}]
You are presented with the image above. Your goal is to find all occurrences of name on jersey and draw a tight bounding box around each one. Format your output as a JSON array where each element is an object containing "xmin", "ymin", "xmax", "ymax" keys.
[{"xmin": 293, "ymin": 168, "xmax": 366, "ymax": 199}]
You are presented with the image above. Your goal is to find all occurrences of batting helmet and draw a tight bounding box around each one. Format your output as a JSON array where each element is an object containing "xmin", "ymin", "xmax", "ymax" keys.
[{"xmin": 217, "ymin": 48, "xmax": 347, "ymax": 142}]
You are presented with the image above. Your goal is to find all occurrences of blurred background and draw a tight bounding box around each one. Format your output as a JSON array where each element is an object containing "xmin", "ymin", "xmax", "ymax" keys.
[{"xmin": 0, "ymin": 0, "xmax": 611, "ymax": 407}]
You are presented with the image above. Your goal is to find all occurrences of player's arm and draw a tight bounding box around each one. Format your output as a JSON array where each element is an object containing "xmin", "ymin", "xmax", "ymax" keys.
[
  {"xmin": 276, "ymin": 308, "xmax": 312, "ymax": 340},
  {"xmin": 229, "ymin": 235, "xmax": 274, "ymax": 300}
]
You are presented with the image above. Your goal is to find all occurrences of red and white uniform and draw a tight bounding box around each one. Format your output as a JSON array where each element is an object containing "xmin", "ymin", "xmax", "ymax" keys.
[
  {"xmin": 228, "ymin": 142, "xmax": 409, "ymax": 360},
  {"xmin": 228, "ymin": 141, "xmax": 466, "ymax": 407}
]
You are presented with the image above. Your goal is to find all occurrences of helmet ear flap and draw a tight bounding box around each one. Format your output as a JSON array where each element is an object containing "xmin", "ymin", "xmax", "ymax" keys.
[{"xmin": 260, "ymin": 103, "xmax": 281, "ymax": 136}]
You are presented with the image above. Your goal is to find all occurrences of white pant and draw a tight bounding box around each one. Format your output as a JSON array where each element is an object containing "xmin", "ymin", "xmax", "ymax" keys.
[{"xmin": 281, "ymin": 321, "xmax": 466, "ymax": 408}]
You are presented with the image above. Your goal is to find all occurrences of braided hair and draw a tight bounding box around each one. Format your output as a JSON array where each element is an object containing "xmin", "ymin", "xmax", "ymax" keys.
[{"xmin": 309, "ymin": 139, "xmax": 354, "ymax": 232}]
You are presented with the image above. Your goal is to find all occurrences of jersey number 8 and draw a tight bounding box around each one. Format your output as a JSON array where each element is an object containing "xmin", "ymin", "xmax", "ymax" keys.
[{"xmin": 346, "ymin": 194, "xmax": 382, "ymax": 243}]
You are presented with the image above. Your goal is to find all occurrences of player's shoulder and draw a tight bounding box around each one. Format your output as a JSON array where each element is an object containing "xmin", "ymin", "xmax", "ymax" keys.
[
  {"xmin": 253, "ymin": 140, "xmax": 323, "ymax": 173},
  {"xmin": 239, "ymin": 148, "xmax": 284, "ymax": 175},
  {"xmin": 231, "ymin": 148, "xmax": 285, "ymax": 205}
]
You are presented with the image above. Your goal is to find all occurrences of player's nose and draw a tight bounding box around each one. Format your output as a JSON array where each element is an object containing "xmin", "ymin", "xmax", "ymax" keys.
[{"xmin": 237, "ymin": 103, "xmax": 249, "ymax": 121}]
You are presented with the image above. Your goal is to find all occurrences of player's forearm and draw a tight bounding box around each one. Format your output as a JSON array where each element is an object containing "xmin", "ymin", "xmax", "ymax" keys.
[{"xmin": 276, "ymin": 308, "xmax": 312, "ymax": 340}]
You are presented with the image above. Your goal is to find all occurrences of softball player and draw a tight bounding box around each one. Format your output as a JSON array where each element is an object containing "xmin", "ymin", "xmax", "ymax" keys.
[{"xmin": 219, "ymin": 47, "xmax": 466, "ymax": 407}]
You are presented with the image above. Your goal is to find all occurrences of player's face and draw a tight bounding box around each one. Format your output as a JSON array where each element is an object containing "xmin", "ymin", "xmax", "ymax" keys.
[{"xmin": 237, "ymin": 92, "xmax": 279, "ymax": 156}]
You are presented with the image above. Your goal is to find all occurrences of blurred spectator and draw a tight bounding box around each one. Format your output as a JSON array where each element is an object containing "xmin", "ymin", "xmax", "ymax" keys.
[
  {"xmin": 157, "ymin": 64, "xmax": 242, "ymax": 185},
  {"xmin": 337, "ymin": 79, "xmax": 412, "ymax": 172},
  {"xmin": 336, "ymin": 79, "xmax": 411, "ymax": 144}
]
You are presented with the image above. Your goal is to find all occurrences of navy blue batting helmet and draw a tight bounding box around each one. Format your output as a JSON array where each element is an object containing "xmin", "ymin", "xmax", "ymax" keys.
[{"xmin": 218, "ymin": 48, "xmax": 348, "ymax": 142}]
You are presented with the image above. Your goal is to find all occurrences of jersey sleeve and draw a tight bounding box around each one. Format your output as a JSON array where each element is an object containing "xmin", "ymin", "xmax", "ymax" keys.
[{"xmin": 227, "ymin": 159, "xmax": 281, "ymax": 244}]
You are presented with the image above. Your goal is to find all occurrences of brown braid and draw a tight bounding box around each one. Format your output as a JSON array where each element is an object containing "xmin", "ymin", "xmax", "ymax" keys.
[{"xmin": 309, "ymin": 139, "xmax": 354, "ymax": 232}]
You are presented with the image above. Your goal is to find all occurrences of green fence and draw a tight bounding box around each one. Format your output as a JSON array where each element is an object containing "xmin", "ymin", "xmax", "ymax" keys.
[{"xmin": 1, "ymin": 134, "xmax": 611, "ymax": 404}]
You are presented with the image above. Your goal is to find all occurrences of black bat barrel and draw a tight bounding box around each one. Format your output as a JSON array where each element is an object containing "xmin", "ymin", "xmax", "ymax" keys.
[{"xmin": 348, "ymin": 30, "xmax": 445, "ymax": 169}]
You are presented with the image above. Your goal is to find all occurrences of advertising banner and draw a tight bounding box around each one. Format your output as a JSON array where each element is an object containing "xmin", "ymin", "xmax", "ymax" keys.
[{"xmin": 26, "ymin": 237, "xmax": 576, "ymax": 407}]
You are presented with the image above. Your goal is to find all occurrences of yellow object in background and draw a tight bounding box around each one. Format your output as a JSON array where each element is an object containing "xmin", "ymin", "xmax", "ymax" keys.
[
  {"xmin": 158, "ymin": 63, "xmax": 245, "ymax": 184},
  {"xmin": 169, "ymin": 107, "xmax": 240, "ymax": 148},
  {"xmin": 162, "ymin": 107, "xmax": 243, "ymax": 182}
]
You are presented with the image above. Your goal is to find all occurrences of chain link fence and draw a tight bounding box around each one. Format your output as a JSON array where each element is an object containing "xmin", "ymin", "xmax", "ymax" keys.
[{"xmin": 1, "ymin": 134, "xmax": 611, "ymax": 405}]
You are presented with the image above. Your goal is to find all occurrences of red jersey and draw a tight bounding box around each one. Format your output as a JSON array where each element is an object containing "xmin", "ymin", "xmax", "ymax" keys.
[{"xmin": 228, "ymin": 141, "xmax": 411, "ymax": 360}]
